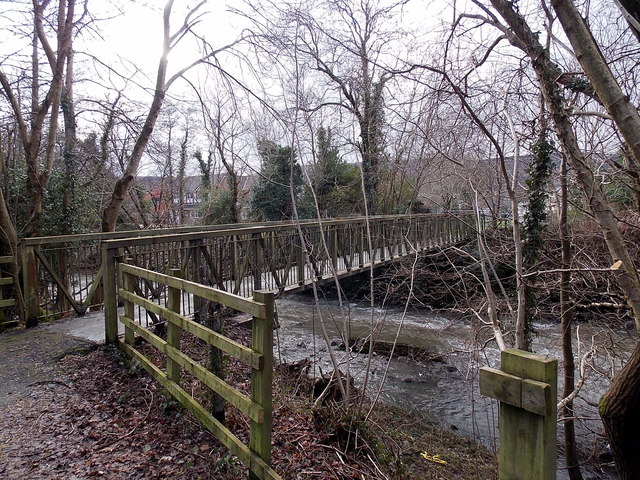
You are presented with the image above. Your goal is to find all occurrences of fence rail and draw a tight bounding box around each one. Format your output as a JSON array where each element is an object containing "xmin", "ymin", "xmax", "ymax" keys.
[
  {"xmin": 0, "ymin": 256, "xmax": 17, "ymax": 329},
  {"xmin": 117, "ymin": 263, "xmax": 280, "ymax": 480},
  {"xmin": 20, "ymin": 220, "xmax": 289, "ymax": 325}
]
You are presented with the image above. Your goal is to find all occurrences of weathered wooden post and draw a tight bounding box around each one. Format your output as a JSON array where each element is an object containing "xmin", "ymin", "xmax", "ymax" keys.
[
  {"xmin": 331, "ymin": 225, "xmax": 338, "ymax": 270},
  {"xmin": 252, "ymin": 233, "xmax": 262, "ymax": 292},
  {"xmin": 102, "ymin": 242, "xmax": 119, "ymax": 345},
  {"xmin": 297, "ymin": 232, "xmax": 305, "ymax": 286},
  {"xmin": 166, "ymin": 268, "xmax": 182, "ymax": 384},
  {"xmin": 480, "ymin": 349, "xmax": 557, "ymax": 480},
  {"xmin": 249, "ymin": 290, "xmax": 274, "ymax": 480},
  {"xmin": 122, "ymin": 257, "xmax": 135, "ymax": 347},
  {"xmin": 357, "ymin": 222, "xmax": 365, "ymax": 268},
  {"xmin": 388, "ymin": 219, "xmax": 396, "ymax": 259},
  {"xmin": 21, "ymin": 242, "xmax": 39, "ymax": 327},
  {"xmin": 190, "ymin": 239, "xmax": 203, "ymax": 315}
]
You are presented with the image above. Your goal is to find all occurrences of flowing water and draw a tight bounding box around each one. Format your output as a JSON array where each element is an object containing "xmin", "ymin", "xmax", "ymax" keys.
[{"xmin": 273, "ymin": 293, "xmax": 635, "ymax": 479}]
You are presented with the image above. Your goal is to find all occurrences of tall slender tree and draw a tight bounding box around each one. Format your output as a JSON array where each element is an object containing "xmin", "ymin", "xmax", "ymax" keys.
[
  {"xmin": 485, "ymin": 0, "xmax": 640, "ymax": 476},
  {"xmin": 101, "ymin": 0, "xmax": 242, "ymax": 231}
]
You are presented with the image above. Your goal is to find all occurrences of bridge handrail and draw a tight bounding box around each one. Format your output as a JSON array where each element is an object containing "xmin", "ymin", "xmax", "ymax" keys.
[
  {"xmin": 20, "ymin": 219, "xmax": 305, "ymax": 247},
  {"xmin": 99, "ymin": 214, "xmax": 455, "ymax": 249},
  {"xmin": 21, "ymin": 213, "xmax": 460, "ymax": 247},
  {"xmin": 22, "ymin": 214, "xmax": 477, "ymax": 324}
]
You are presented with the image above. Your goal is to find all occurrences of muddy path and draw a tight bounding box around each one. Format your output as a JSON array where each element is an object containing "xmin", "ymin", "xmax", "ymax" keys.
[{"xmin": 0, "ymin": 327, "xmax": 96, "ymax": 408}]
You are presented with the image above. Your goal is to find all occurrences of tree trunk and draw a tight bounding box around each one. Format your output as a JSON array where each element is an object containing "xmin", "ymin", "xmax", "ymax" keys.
[
  {"xmin": 205, "ymin": 304, "xmax": 225, "ymax": 424},
  {"xmin": 101, "ymin": 2, "xmax": 172, "ymax": 232},
  {"xmin": 560, "ymin": 153, "xmax": 583, "ymax": 480},
  {"xmin": 488, "ymin": 1, "xmax": 640, "ymax": 477},
  {"xmin": 547, "ymin": 3, "xmax": 640, "ymax": 476},
  {"xmin": 178, "ymin": 130, "xmax": 188, "ymax": 225},
  {"xmin": 503, "ymin": 108, "xmax": 527, "ymax": 349},
  {"xmin": 600, "ymin": 342, "xmax": 640, "ymax": 479},
  {"xmin": 58, "ymin": 48, "xmax": 76, "ymax": 313}
]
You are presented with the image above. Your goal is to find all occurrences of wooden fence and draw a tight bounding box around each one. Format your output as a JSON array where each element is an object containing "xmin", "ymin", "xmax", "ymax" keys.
[
  {"xmin": 20, "ymin": 220, "xmax": 285, "ymax": 326},
  {"xmin": 0, "ymin": 256, "xmax": 17, "ymax": 329},
  {"xmin": 116, "ymin": 262, "xmax": 281, "ymax": 480}
]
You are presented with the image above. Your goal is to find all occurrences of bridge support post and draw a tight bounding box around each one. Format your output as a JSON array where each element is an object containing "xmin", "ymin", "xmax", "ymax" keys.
[
  {"xmin": 358, "ymin": 223, "xmax": 364, "ymax": 268},
  {"xmin": 331, "ymin": 226, "xmax": 338, "ymax": 271},
  {"xmin": 190, "ymin": 239, "xmax": 203, "ymax": 314},
  {"xmin": 122, "ymin": 257, "xmax": 135, "ymax": 346},
  {"xmin": 297, "ymin": 235, "xmax": 305, "ymax": 286},
  {"xmin": 252, "ymin": 233, "xmax": 262, "ymax": 292}
]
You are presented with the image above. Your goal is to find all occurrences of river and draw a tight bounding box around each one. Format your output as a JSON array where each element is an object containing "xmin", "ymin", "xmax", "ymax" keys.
[{"xmin": 272, "ymin": 293, "xmax": 635, "ymax": 480}]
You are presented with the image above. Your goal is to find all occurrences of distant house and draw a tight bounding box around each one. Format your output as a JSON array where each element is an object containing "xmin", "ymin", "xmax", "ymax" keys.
[
  {"xmin": 415, "ymin": 152, "xmax": 562, "ymax": 220},
  {"xmin": 134, "ymin": 174, "xmax": 256, "ymax": 226}
]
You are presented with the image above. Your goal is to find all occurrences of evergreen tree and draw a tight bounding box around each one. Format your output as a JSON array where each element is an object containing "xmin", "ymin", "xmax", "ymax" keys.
[
  {"xmin": 309, "ymin": 126, "xmax": 364, "ymax": 218},
  {"xmin": 250, "ymin": 141, "xmax": 302, "ymax": 221}
]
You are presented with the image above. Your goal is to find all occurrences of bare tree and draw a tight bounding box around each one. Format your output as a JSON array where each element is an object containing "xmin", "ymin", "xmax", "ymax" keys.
[
  {"xmin": 482, "ymin": 0, "xmax": 640, "ymax": 477},
  {"xmin": 196, "ymin": 90, "xmax": 251, "ymax": 225},
  {"xmin": 240, "ymin": 0, "xmax": 411, "ymax": 214},
  {"xmin": 0, "ymin": 0, "xmax": 77, "ymax": 238},
  {"xmin": 101, "ymin": 0, "xmax": 242, "ymax": 231}
]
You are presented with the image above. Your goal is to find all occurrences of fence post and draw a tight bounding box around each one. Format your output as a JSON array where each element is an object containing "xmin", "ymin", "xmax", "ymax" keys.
[
  {"xmin": 480, "ymin": 349, "xmax": 557, "ymax": 480},
  {"xmin": 249, "ymin": 290, "xmax": 274, "ymax": 480},
  {"xmin": 21, "ymin": 242, "xmax": 39, "ymax": 327},
  {"xmin": 166, "ymin": 268, "xmax": 182, "ymax": 384},
  {"xmin": 122, "ymin": 258, "xmax": 135, "ymax": 346},
  {"xmin": 102, "ymin": 243, "xmax": 119, "ymax": 345}
]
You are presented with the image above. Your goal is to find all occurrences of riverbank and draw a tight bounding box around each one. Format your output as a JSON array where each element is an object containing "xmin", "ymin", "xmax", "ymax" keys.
[
  {"xmin": 0, "ymin": 322, "xmax": 496, "ymax": 479},
  {"xmin": 272, "ymin": 291, "xmax": 627, "ymax": 480},
  {"xmin": 368, "ymin": 222, "xmax": 638, "ymax": 328}
]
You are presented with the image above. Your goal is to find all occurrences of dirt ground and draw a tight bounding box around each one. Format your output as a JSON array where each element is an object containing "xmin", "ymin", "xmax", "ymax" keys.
[
  {"xmin": 0, "ymin": 323, "xmax": 497, "ymax": 480},
  {"xmin": 0, "ymin": 328, "xmax": 95, "ymax": 408}
]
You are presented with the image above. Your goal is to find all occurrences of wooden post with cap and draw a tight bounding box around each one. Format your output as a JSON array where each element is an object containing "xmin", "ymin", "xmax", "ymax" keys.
[{"xmin": 480, "ymin": 349, "xmax": 557, "ymax": 480}]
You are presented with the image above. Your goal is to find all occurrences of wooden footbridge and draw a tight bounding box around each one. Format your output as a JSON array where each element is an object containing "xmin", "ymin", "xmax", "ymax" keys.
[
  {"xmin": 20, "ymin": 213, "xmax": 475, "ymax": 329},
  {"xmin": 19, "ymin": 213, "xmax": 475, "ymax": 479}
]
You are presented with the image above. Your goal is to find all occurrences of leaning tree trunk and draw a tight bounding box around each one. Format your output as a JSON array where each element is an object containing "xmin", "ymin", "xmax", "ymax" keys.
[
  {"xmin": 489, "ymin": 1, "xmax": 640, "ymax": 478},
  {"xmin": 548, "ymin": 2, "xmax": 640, "ymax": 477},
  {"xmin": 599, "ymin": 342, "xmax": 640, "ymax": 478},
  {"xmin": 101, "ymin": 3, "xmax": 171, "ymax": 232},
  {"xmin": 550, "ymin": 0, "xmax": 640, "ymax": 172}
]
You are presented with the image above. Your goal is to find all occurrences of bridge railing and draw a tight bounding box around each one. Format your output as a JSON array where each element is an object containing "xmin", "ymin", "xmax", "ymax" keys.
[
  {"xmin": 21, "ymin": 214, "xmax": 476, "ymax": 325},
  {"xmin": 19, "ymin": 220, "xmax": 306, "ymax": 325}
]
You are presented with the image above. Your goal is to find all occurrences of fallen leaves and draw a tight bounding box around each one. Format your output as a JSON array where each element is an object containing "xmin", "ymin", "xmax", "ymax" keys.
[{"xmin": 0, "ymin": 322, "xmax": 497, "ymax": 479}]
